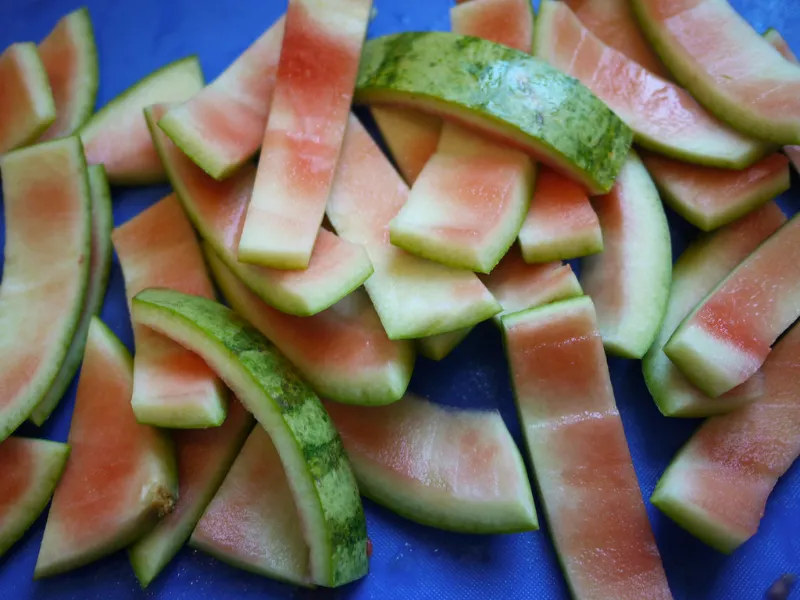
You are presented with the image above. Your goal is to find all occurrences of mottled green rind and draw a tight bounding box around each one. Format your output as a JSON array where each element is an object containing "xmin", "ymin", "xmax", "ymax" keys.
[
  {"xmin": 130, "ymin": 290, "xmax": 368, "ymax": 588},
  {"xmin": 30, "ymin": 164, "xmax": 113, "ymax": 426},
  {"xmin": 355, "ymin": 32, "xmax": 633, "ymax": 194}
]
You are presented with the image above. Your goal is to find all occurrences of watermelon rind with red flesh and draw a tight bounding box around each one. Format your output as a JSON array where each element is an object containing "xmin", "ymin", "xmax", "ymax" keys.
[
  {"xmin": 502, "ymin": 296, "xmax": 672, "ymax": 599},
  {"xmin": 158, "ymin": 16, "xmax": 285, "ymax": 180},
  {"xmin": 79, "ymin": 56, "xmax": 204, "ymax": 185},
  {"xmin": 130, "ymin": 289, "xmax": 368, "ymax": 587},
  {"xmin": 762, "ymin": 29, "xmax": 800, "ymax": 174},
  {"xmin": 145, "ymin": 103, "xmax": 374, "ymax": 318},
  {"xmin": 38, "ymin": 7, "xmax": 98, "ymax": 140},
  {"xmin": 371, "ymin": 107, "xmax": 441, "ymax": 185},
  {"xmin": 30, "ymin": 164, "xmax": 113, "ymax": 426},
  {"xmin": 325, "ymin": 393, "xmax": 538, "ymax": 534},
  {"xmin": 0, "ymin": 136, "xmax": 91, "ymax": 442},
  {"xmin": 35, "ymin": 318, "xmax": 178, "ymax": 579},
  {"xmin": 0, "ymin": 438, "xmax": 70, "ymax": 557},
  {"xmin": 206, "ymin": 244, "xmax": 414, "ymax": 406},
  {"xmin": 190, "ymin": 425, "xmax": 311, "ymax": 587}
]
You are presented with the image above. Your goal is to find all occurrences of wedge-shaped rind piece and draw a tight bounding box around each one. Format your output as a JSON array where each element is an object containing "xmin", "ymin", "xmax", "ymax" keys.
[
  {"xmin": 191, "ymin": 426, "xmax": 311, "ymax": 587},
  {"xmin": 159, "ymin": 16, "xmax": 285, "ymax": 180},
  {"xmin": 502, "ymin": 297, "xmax": 672, "ymax": 600},
  {"xmin": 665, "ymin": 213, "xmax": 800, "ymax": 397},
  {"xmin": 207, "ymin": 245, "xmax": 414, "ymax": 406},
  {"xmin": 632, "ymin": 0, "xmax": 800, "ymax": 145},
  {"xmin": 146, "ymin": 104, "xmax": 373, "ymax": 317},
  {"xmin": 131, "ymin": 290, "xmax": 368, "ymax": 588},
  {"xmin": 238, "ymin": 0, "xmax": 373, "ymax": 269},
  {"xmin": 762, "ymin": 29, "xmax": 800, "ymax": 174},
  {"xmin": 325, "ymin": 394, "xmax": 538, "ymax": 533},
  {"xmin": 536, "ymin": 1, "xmax": 768, "ymax": 169},
  {"xmin": 38, "ymin": 7, "xmax": 98, "ymax": 140},
  {"xmin": 644, "ymin": 202, "xmax": 787, "ymax": 417},
  {"xmin": 79, "ymin": 56, "xmax": 204, "ymax": 184},
  {"xmin": 30, "ymin": 164, "xmax": 113, "ymax": 426},
  {"xmin": 0, "ymin": 438, "xmax": 70, "ymax": 557},
  {"xmin": 371, "ymin": 107, "xmax": 441, "ymax": 184},
  {"xmin": 128, "ymin": 400, "xmax": 254, "ymax": 587},
  {"xmin": 0, "ymin": 137, "xmax": 91, "ymax": 442},
  {"xmin": 652, "ymin": 319, "xmax": 800, "ymax": 552},
  {"xmin": 581, "ymin": 151, "xmax": 671, "ymax": 358},
  {"xmin": 0, "ymin": 42, "xmax": 56, "ymax": 153},
  {"xmin": 35, "ymin": 318, "xmax": 178, "ymax": 578},
  {"xmin": 113, "ymin": 194, "xmax": 228, "ymax": 428},
  {"xmin": 355, "ymin": 32, "xmax": 633, "ymax": 195}
]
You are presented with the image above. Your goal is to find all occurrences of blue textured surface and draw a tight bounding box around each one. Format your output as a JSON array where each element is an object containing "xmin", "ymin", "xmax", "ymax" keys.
[{"xmin": 1, "ymin": 0, "xmax": 800, "ymax": 598}]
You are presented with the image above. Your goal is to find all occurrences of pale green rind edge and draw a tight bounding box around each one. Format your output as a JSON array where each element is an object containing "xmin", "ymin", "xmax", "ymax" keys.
[
  {"xmin": 132, "ymin": 393, "xmax": 229, "ymax": 429},
  {"xmin": 418, "ymin": 327, "xmax": 473, "ymax": 361},
  {"xmin": 4, "ymin": 42, "xmax": 57, "ymax": 150},
  {"xmin": 520, "ymin": 228, "xmax": 604, "ymax": 263}
]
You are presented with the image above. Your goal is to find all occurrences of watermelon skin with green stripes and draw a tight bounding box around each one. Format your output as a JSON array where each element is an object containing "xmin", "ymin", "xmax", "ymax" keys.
[
  {"xmin": 355, "ymin": 32, "xmax": 633, "ymax": 195},
  {"xmin": 131, "ymin": 289, "xmax": 368, "ymax": 587}
]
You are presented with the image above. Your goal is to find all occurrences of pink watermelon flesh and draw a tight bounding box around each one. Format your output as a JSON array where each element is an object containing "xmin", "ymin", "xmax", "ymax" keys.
[
  {"xmin": 35, "ymin": 318, "xmax": 177, "ymax": 579},
  {"xmin": 145, "ymin": 103, "xmax": 373, "ymax": 317},
  {"xmin": 30, "ymin": 164, "xmax": 113, "ymax": 426},
  {"xmin": 205, "ymin": 244, "xmax": 414, "ymax": 406},
  {"xmin": 643, "ymin": 202, "xmax": 787, "ymax": 418},
  {"xmin": 112, "ymin": 194, "xmax": 228, "ymax": 429},
  {"xmin": 0, "ymin": 137, "xmax": 91, "ymax": 442},
  {"xmin": 665, "ymin": 214, "xmax": 800, "ymax": 398},
  {"xmin": 652, "ymin": 318, "xmax": 800, "ymax": 553},
  {"xmin": 325, "ymin": 394, "xmax": 538, "ymax": 533},
  {"xmin": 238, "ymin": 0, "xmax": 372, "ymax": 269},
  {"xmin": 0, "ymin": 438, "xmax": 69, "ymax": 557},
  {"xmin": 371, "ymin": 107, "xmax": 442, "ymax": 184},
  {"xmin": 159, "ymin": 16, "xmax": 285, "ymax": 180},
  {"xmin": 80, "ymin": 57, "xmax": 205, "ymax": 185},
  {"xmin": 503, "ymin": 296, "xmax": 672, "ymax": 600},
  {"xmin": 0, "ymin": 43, "xmax": 55, "ymax": 153},
  {"xmin": 581, "ymin": 151, "xmax": 672, "ymax": 359},
  {"xmin": 326, "ymin": 113, "xmax": 500, "ymax": 339},
  {"xmin": 518, "ymin": 167, "xmax": 603, "ymax": 262},
  {"xmin": 191, "ymin": 425, "xmax": 311, "ymax": 587},
  {"xmin": 129, "ymin": 399, "xmax": 254, "ymax": 587},
  {"xmin": 632, "ymin": 0, "xmax": 800, "ymax": 145},
  {"xmin": 450, "ymin": 0, "xmax": 534, "ymax": 52},
  {"xmin": 536, "ymin": 1, "xmax": 766, "ymax": 169},
  {"xmin": 642, "ymin": 151, "xmax": 790, "ymax": 231},
  {"xmin": 38, "ymin": 8, "xmax": 98, "ymax": 140},
  {"xmin": 763, "ymin": 29, "xmax": 800, "ymax": 173}
]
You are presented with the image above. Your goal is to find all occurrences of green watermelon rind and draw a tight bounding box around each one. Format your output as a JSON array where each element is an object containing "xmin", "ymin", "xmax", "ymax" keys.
[
  {"xmin": 130, "ymin": 289, "xmax": 368, "ymax": 588},
  {"xmin": 519, "ymin": 224, "xmax": 604, "ymax": 264},
  {"xmin": 30, "ymin": 164, "xmax": 113, "ymax": 426},
  {"xmin": 417, "ymin": 327, "xmax": 473, "ymax": 361},
  {"xmin": 355, "ymin": 32, "xmax": 633, "ymax": 195},
  {"xmin": 0, "ymin": 439, "xmax": 70, "ymax": 557}
]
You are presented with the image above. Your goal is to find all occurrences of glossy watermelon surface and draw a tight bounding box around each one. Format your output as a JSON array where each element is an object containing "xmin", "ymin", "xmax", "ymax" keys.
[{"xmin": 1, "ymin": 1, "xmax": 799, "ymax": 600}]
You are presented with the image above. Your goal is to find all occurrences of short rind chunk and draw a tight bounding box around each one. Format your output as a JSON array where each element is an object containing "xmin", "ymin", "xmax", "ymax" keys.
[
  {"xmin": 158, "ymin": 17, "xmax": 285, "ymax": 180},
  {"xmin": 652, "ymin": 318, "xmax": 800, "ymax": 552},
  {"xmin": 0, "ymin": 43, "xmax": 55, "ymax": 153},
  {"xmin": 145, "ymin": 104, "xmax": 374, "ymax": 317},
  {"xmin": 79, "ymin": 57, "xmax": 204, "ymax": 184},
  {"xmin": 0, "ymin": 137, "xmax": 91, "ymax": 442},
  {"xmin": 665, "ymin": 213, "xmax": 800, "ymax": 397},
  {"xmin": 371, "ymin": 107, "xmax": 441, "ymax": 184},
  {"xmin": 131, "ymin": 289, "xmax": 368, "ymax": 588},
  {"xmin": 30, "ymin": 164, "xmax": 113, "ymax": 426},
  {"xmin": 113, "ymin": 194, "xmax": 227, "ymax": 429},
  {"xmin": 644, "ymin": 202, "xmax": 787, "ymax": 418},
  {"xmin": 503, "ymin": 297, "xmax": 672, "ymax": 600},
  {"xmin": 581, "ymin": 151, "xmax": 671, "ymax": 358},
  {"xmin": 325, "ymin": 394, "xmax": 538, "ymax": 533},
  {"xmin": 35, "ymin": 318, "xmax": 178, "ymax": 578},
  {"xmin": 632, "ymin": 0, "xmax": 800, "ymax": 145},
  {"xmin": 355, "ymin": 32, "xmax": 633, "ymax": 195},
  {"xmin": 191, "ymin": 425, "xmax": 310, "ymax": 586},
  {"xmin": 206, "ymin": 245, "xmax": 414, "ymax": 406},
  {"xmin": 38, "ymin": 7, "xmax": 98, "ymax": 140},
  {"xmin": 535, "ymin": 1, "xmax": 767, "ymax": 169},
  {"xmin": 642, "ymin": 152, "xmax": 790, "ymax": 231},
  {"xmin": 0, "ymin": 438, "xmax": 69, "ymax": 557},
  {"xmin": 238, "ymin": 0, "xmax": 373, "ymax": 269}
]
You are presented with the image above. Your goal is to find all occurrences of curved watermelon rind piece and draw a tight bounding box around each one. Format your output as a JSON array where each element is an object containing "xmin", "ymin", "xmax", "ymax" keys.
[
  {"xmin": 30, "ymin": 164, "xmax": 113, "ymax": 426},
  {"xmin": 0, "ymin": 438, "xmax": 70, "ymax": 557}
]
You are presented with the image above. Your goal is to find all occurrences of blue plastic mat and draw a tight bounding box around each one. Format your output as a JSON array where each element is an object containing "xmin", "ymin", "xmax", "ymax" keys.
[{"xmin": 1, "ymin": 1, "xmax": 799, "ymax": 598}]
